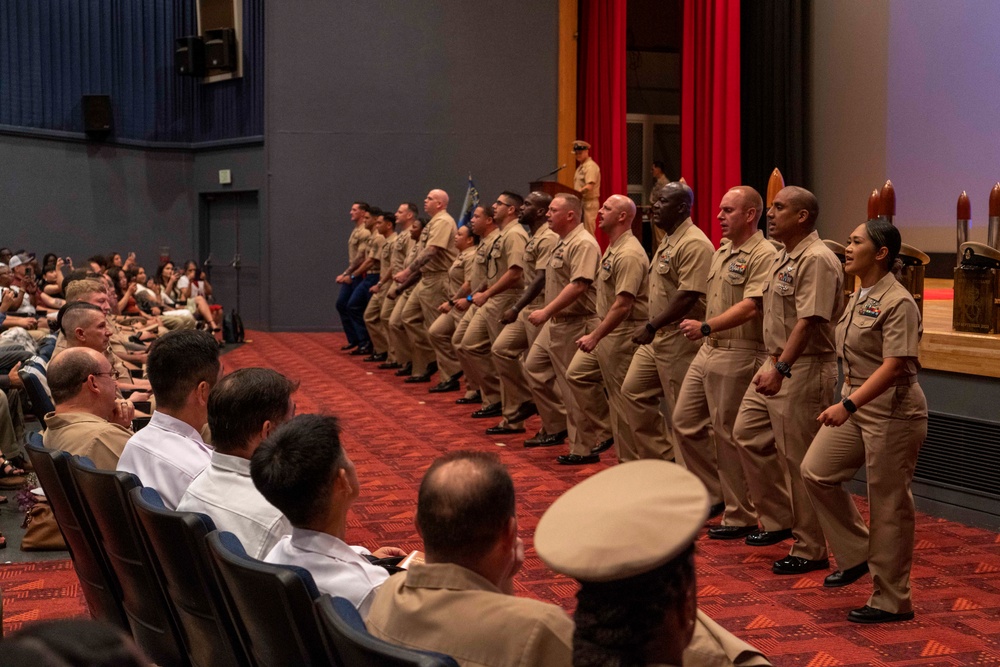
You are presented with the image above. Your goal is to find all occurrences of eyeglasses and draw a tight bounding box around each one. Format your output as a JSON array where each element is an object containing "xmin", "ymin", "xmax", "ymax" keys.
[{"xmin": 92, "ymin": 370, "xmax": 121, "ymax": 380}]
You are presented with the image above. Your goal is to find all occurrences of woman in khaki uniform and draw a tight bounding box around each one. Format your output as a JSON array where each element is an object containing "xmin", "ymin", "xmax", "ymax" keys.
[{"xmin": 801, "ymin": 218, "xmax": 927, "ymax": 624}]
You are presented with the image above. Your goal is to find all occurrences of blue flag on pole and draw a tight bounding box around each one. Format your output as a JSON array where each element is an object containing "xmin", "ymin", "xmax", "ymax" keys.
[{"xmin": 457, "ymin": 175, "xmax": 479, "ymax": 227}]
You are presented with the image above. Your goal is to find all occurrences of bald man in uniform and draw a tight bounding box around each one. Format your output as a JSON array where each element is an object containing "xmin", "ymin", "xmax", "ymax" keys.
[
  {"xmin": 494, "ymin": 192, "xmax": 568, "ymax": 448},
  {"xmin": 396, "ymin": 190, "xmax": 459, "ymax": 383},
  {"xmin": 572, "ymin": 141, "xmax": 601, "ymax": 236},
  {"xmin": 733, "ymin": 185, "xmax": 843, "ymax": 576},
  {"xmin": 675, "ymin": 186, "xmax": 787, "ymax": 540},
  {"xmin": 524, "ymin": 194, "xmax": 612, "ymax": 465},
  {"xmin": 565, "ymin": 195, "xmax": 647, "ymax": 463}
]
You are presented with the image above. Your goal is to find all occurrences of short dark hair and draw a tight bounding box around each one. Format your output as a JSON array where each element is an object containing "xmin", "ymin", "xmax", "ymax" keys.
[
  {"xmin": 208, "ymin": 368, "xmax": 298, "ymax": 454},
  {"xmin": 652, "ymin": 159, "xmax": 665, "ymax": 171},
  {"xmin": 251, "ymin": 414, "xmax": 346, "ymax": 526},
  {"xmin": 864, "ymin": 217, "xmax": 902, "ymax": 269},
  {"xmin": 87, "ymin": 255, "xmax": 108, "ymax": 270},
  {"xmin": 354, "ymin": 201, "xmax": 371, "ymax": 213},
  {"xmin": 58, "ymin": 302, "xmax": 104, "ymax": 336},
  {"xmin": 377, "ymin": 211, "xmax": 397, "ymax": 225},
  {"xmin": 416, "ymin": 451, "xmax": 515, "ymax": 563},
  {"xmin": 48, "ymin": 349, "xmax": 103, "ymax": 403},
  {"xmin": 368, "ymin": 207, "xmax": 384, "ymax": 219},
  {"xmin": 404, "ymin": 202, "xmax": 419, "ymax": 216},
  {"xmin": 500, "ymin": 191, "xmax": 524, "ymax": 208},
  {"xmin": 146, "ymin": 330, "xmax": 221, "ymax": 410}
]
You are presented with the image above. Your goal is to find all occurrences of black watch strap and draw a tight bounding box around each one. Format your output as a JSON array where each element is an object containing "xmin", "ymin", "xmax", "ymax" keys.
[
  {"xmin": 774, "ymin": 360, "xmax": 792, "ymax": 378},
  {"xmin": 842, "ymin": 397, "xmax": 858, "ymax": 413},
  {"xmin": 645, "ymin": 322, "xmax": 657, "ymax": 335},
  {"xmin": 700, "ymin": 322, "xmax": 712, "ymax": 337}
]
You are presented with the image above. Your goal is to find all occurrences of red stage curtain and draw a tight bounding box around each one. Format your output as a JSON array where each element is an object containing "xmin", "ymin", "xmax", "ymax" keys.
[
  {"xmin": 681, "ymin": 0, "xmax": 741, "ymax": 247},
  {"xmin": 577, "ymin": 0, "xmax": 628, "ymax": 249}
]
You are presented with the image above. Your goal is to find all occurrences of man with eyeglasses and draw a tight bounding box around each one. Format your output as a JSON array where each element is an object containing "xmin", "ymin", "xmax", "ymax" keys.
[
  {"xmin": 456, "ymin": 192, "xmax": 531, "ymax": 433},
  {"xmin": 42, "ymin": 348, "xmax": 134, "ymax": 469}
]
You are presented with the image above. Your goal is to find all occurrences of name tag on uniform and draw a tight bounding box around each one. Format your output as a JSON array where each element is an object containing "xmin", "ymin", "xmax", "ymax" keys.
[
  {"xmin": 860, "ymin": 298, "xmax": 881, "ymax": 318},
  {"xmin": 728, "ymin": 258, "xmax": 748, "ymax": 275}
]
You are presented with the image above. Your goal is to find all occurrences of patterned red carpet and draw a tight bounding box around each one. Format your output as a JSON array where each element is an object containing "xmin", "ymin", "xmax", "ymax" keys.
[{"xmin": 4, "ymin": 330, "xmax": 1000, "ymax": 665}]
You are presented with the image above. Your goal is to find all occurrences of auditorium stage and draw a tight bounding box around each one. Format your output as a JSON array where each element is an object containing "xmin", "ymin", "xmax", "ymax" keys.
[{"xmin": 919, "ymin": 278, "xmax": 1000, "ymax": 378}]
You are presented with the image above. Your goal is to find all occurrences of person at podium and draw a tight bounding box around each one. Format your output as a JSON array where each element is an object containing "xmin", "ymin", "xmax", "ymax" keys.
[{"xmin": 572, "ymin": 140, "xmax": 601, "ymax": 235}]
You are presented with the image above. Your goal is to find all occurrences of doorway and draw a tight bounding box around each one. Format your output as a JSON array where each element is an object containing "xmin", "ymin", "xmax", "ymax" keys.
[{"xmin": 198, "ymin": 191, "xmax": 264, "ymax": 330}]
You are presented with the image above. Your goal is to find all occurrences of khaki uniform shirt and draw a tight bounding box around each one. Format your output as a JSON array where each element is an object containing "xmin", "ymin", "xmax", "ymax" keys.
[
  {"xmin": 545, "ymin": 224, "xmax": 601, "ymax": 317},
  {"xmin": 43, "ymin": 411, "xmax": 132, "ymax": 470},
  {"xmin": 706, "ymin": 231, "xmax": 776, "ymax": 342},
  {"xmin": 762, "ymin": 230, "xmax": 844, "ymax": 356},
  {"xmin": 597, "ymin": 230, "xmax": 649, "ymax": 321},
  {"xmin": 837, "ymin": 271, "xmax": 921, "ymax": 381},
  {"xmin": 348, "ymin": 224, "xmax": 372, "ymax": 265},
  {"xmin": 649, "ymin": 174, "xmax": 669, "ymax": 205},
  {"xmin": 379, "ymin": 232, "xmax": 398, "ymax": 281},
  {"xmin": 649, "ymin": 218, "xmax": 713, "ymax": 322},
  {"xmin": 365, "ymin": 231, "xmax": 387, "ymax": 275},
  {"xmin": 449, "ymin": 247, "xmax": 475, "ymax": 296},
  {"xmin": 400, "ymin": 240, "xmax": 422, "ymax": 296},
  {"xmin": 420, "ymin": 210, "xmax": 458, "ymax": 274},
  {"xmin": 523, "ymin": 223, "xmax": 561, "ymax": 310},
  {"xmin": 366, "ymin": 563, "xmax": 573, "ymax": 667},
  {"xmin": 486, "ymin": 222, "xmax": 529, "ymax": 292},
  {"xmin": 391, "ymin": 231, "xmax": 414, "ymax": 275},
  {"xmin": 574, "ymin": 157, "xmax": 601, "ymax": 202},
  {"xmin": 474, "ymin": 229, "xmax": 500, "ymax": 292}
]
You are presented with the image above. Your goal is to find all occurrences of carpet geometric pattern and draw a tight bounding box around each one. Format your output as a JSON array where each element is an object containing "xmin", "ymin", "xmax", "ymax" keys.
[{"xmin": 5, "ymin": 330, "xmax": 999, "ymax": 665}]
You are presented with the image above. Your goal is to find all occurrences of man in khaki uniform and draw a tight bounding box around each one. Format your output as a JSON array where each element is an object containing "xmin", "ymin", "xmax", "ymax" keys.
[
  {"xmin": 377, "ymin": 205, "xmax": 417, "ymax": 370},
  {"xmin": 426, "ymin": 224, "xmax": 479, "ymax": 394},
  {"xmin": 524, "ymin": 194, "xmax": 611, "ymax": 465},
  {"xmin": 459, "ymin": 192, "xmax": 530, "ymax": 433},
  {"xmin": 385, "ymin": 218, "xmax": 424, "ymax": 376},
  {"xmin": 344, "ymin": 209, "xmax": 388, "ymax": 356},
  {"xmin": 494, "ymin": 192, "xmax": 568, "ymax": 447},
  {"xmin": 396, "ymin": 190, "xmax": 459, "ymax": 383},
  {"xmin": 42, "ymin": 348, "xmax": 134, "ymax": 470},
  {"xmin": 363, "ymin": 212, "xmax": 399, "ymax": 363},
  {"xmin": 565, "ymin": 195, "xmax": 647, "ymax": 463},
  {"xmin": 675, "ymin": 186, "xmax": 787, "ymax": 540},
  {"xmin": 572, "ymin": 140, "xmax": 601, "ymax": 235},
  {"xmin": 733, "ymin": 185, "xmax": 843, "ymax": 576},
  {"xmin": 335, "ymin": 202, "xmax": 373, "ymax": 351},
  {"xmin": 620, "ymin": 183, "xmax": 716, "ymax": 499}
]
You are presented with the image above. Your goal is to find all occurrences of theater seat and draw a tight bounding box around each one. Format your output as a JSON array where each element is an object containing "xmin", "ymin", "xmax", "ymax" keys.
[
  {"xmin": 315, "ymin": 595, "xmax": 459, "ymax": 667},
  {"xmin": 23, "ymin": 441, "xmax": 128, "ymax": 632},
  {"xmin": 206, "ymin": 531, "xmax": 337, "ymax": 666},
  {"xmin": 130, "ymin": 487, "xmax": 251, "ymax": 667},
  {"xmin": 69, "ymin": 457, "xmax": 189, "ymax": 667},
  {"xmin": 18, "ymin": 355, "xmax": 54, "ymax": 423}
]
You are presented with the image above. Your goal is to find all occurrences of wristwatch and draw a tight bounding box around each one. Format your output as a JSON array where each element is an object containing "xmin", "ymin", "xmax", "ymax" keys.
[
  {"xmin": 466, "ymin": 294, "xmax": 474, "ymax": 302},
  {"xmin": 774, "ymin": 360, "xmax": 792, "ymax": 378},
  {"xmin": 842, "ymin": 397, "xmax": 858, "ymax": 413},
  {"xmin": 645, "ymin": 322, "xmax": 657, "ymax": 336},
  {"xmin": 700, "ymin": 322, "xmax": 712, "ymax": 337}
]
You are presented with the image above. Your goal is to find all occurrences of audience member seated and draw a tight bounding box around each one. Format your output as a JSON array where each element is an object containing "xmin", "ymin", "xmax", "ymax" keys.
[
  {"xmin": 117, "ymin": 329, "xmax": 220, "ymax": 509},
  {"xmin": 57, "ymin": 303, "xmax": 150, "ymax": 396},
  {"xmin": 250, "ymin": 413, "xmax": 404, "ymax": 617},
  {"xmin": 177, "ymin": 260, "xmax": 224, "ymax": 343},
  {"xmin": 42, "ymin": 348, "xmax": 134, "ymax": 470},
  {"xmin": 366, "ymin": 451, "xmax": 574, "ymax": 666},
  {"xmin": 0, "ymin": 263, "xmax": 42, "ymax": 332},
  {"xmin": 534, "ymin": 460, "xmax": 772, "ymax": 667},
  {"xmin": 0, "ymin": 618, "xmax": 151, "ymax": 666},
  {"xmin": 177, "ymin": 367, "xmax": 297, "ymax": 559}
]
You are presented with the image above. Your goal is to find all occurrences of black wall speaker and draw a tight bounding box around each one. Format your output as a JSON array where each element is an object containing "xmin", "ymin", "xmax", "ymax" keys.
[
  {"xmin": 204, "ymin": 28, "xmax": 237, "ymax": 71},
  {"xmin": 175, "ymin": 36, "xmax": 205, "ymax": 76},
  {"xmin": 82, "ymin": 95, "xmax": 113, "ymax": 137}
]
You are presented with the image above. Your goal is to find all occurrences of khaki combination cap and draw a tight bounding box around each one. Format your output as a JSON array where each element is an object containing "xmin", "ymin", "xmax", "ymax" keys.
[
  {"xmin": 534, "ymin": 460, "xmax": 709, "ymax": 582},
  {"xmin": 572, "ymin": 140, "xmax": 591, "ymax": 151}
]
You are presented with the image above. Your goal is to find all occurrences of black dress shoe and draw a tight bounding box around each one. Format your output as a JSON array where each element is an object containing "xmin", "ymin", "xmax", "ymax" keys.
[
  {"xmin": 772, "ymin": 555, "xmax": 829, "ymax": 575},
  {"xmin": 525, "ymin": 430, "xmax": 568, "ymax": 448},
  {"xmin": 428, "ymin": 378, "xmax": 461, "ymax": 393},
  {"xmin": 341, "ymin": 343, "xmax": 357, "ymax": 351},
  {"xmin": 455, "ymin": 391, "xmax": 482, "ymax": 405},
  {"xmin": 847, "ymin": 605, "xmax": 914, "ymax": 624},
  {"xmin": 485, "ymin": 425, "xmax": 526, "ymax": 435},
  {"xmin": 405, "ymin": 371, "xmax": 434, "ymax": 383},
  {"xmin": 379, "ymin": 361, "xmax": 402, "ymax": 370},
  {"xmin": 471, "ymin": 403, "xmax": 502, "ymax": 418},
  {"xmin": 824, "ymin": 561, "xmax": 869, "ymax": 588},
  {"xmin": 364, "ymin": 352, "xmax": 388, "ymax": 362},
  {"xmin": 708, "ymin": 525, "xmax": 759, "ymax": 540},
  {"xmin": 745, "ymin": 528, "xmax": 793, "ymax": 547},
  {"xmin": 350, "ymin": 345, "xmax": 373, "ymax": 356},
  {"xmin": 507, "ymin": 401, "xmax": 539, "ymax": 424},
  {"xmin": 708, "ymin": 502, "xmax": 725, "ymax": 520},
  {"xmin": 394, "ymin": 363, "xmax": 413, "ymax": 377},
  {"xmin": 557, "ymin": 453, "xmax": 600, "ymax": 465},
  {"xmin": 590, "ymin": 438, "xmax": 615, "ymax": 455}
]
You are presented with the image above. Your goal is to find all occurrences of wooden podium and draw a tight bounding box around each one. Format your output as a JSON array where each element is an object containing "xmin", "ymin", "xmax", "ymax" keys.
[{"xmin": 529, "ymin": 181, "xmax": 580, "ymax": 198}]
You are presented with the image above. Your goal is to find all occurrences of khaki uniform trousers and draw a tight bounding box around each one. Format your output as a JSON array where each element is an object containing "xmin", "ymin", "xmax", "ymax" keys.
[
  {"xmin": 493, "ymin": 308, "xmax": 566, "ymax": 435},
  {"xmin": 620, "ymin": 329, "xmax": 695, "ymax": 464},
  {"xmin": 450, "ymin": 307, "xmax": 480, "ymax": 396},
  {"xmin": 388, "ymin": 289, "xmax": 414, "ymax": 367},
  {"xmin": 458, "ymin": 294, "xmax": 520, "ymax": 421},
  {"xmin": 402, "ymin": 273, "xmax": 459, "ymax": 377},
  {"xmin": 582, "ymin": 198, "xmax": 599, "ymax": 236},
  {"xmin": 524, "ymin": 316, "xmax": 599, "ymax": 456},
  {"xmin": 801, "ymin": 381, "xmax": 927, "ymax": 614},
  {"xmin": 734, "ymin": 356, "xmax": 836, "ymax": 561},
  {"xmin": 0, "ymin": 390, "xmax": 26, "ymax": 460},
  {"xmin": 427, "ymin": 308, "xmax": 460, "ymax": 379},
  {"xmin": 673, "ymin": 343, "xmax": 764, "ymax": 526},
  {"xmin": 363, "ymin": 289, "xmax": 389, "ymax": 355}
]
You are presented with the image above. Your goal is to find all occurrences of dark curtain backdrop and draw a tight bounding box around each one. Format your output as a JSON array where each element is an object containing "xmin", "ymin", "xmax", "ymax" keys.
[
  {"xmin": 681, "ymin": 0, "xmax": 741, "ymax": 246},
  {"xmin": 740, "ymin": 0, "xmax": 810, "ymax": 200},
  {"xmin": 0, "ymin": 0, "xmax": 262, "ymax": 144},
  {"xmin": 577, "ymin": 0, "xmax": 628, "ymax": 249}
]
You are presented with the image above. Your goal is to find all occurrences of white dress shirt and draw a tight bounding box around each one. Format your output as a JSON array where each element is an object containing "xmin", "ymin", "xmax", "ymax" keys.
[
  {"xmin": 264, "ymin": 527, "xmax": 388, "ymax": 618},
  {"xmin": 177, "ymin": 451, "xmax": 292, "ymax": 559},
  {"xmin": 117, "ymin": 411, "xmax": 212, "ymax": 510}
]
